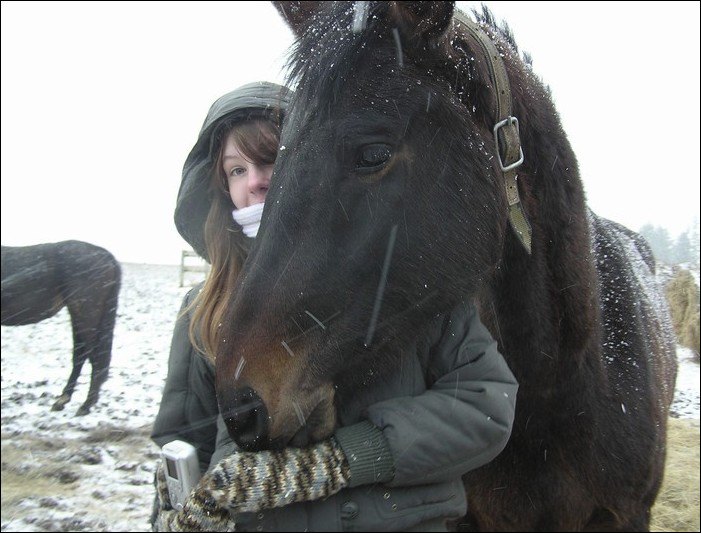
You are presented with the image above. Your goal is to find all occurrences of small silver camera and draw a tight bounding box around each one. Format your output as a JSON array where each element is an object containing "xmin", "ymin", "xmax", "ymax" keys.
[{"xmin": 161, "ymin": 440, "xmax": 202, "ymax": 511}]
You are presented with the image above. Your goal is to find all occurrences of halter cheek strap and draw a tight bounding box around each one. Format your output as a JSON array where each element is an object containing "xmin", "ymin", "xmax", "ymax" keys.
[{"xmin": 455, "ymin": 12, "xmax": 533, "ymax": 254}]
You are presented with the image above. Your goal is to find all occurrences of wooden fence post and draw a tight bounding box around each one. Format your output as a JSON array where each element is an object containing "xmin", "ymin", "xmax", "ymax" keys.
[{"xmin": 180, "ymin": 250, "xmax": 210, "ymax": 287}]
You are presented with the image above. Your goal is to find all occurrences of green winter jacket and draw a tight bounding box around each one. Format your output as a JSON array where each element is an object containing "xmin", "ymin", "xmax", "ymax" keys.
[
  {"xmin": 152, "ymin": 286, "xmax": 517, "ymax": 532},
  {"xmin": 152, "ymin": 82, "xmax": 518, "ymax": 531}
]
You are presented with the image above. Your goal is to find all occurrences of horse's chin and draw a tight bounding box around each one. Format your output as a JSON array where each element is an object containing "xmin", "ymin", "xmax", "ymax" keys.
[
  {"xmin": 287, "ymin": 427, "xmax": 315, "ymax": 449},
  {"xmin": 273, "ymin": 395, "xmax": 337, "ymax": 449}
]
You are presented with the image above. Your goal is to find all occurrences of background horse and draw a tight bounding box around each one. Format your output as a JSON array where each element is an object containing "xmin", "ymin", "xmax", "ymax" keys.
[
  {"xmin": 1, "ymin": 240, "xmax": 121, "ymax": 415},
  {"xmin": 215, "ymin": 2, "xmax": 677, "ymax": 530}
]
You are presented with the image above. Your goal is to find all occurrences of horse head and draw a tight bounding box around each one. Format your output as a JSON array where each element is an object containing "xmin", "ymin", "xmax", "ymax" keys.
[{"xmin": 215, "ymin": 1, "xmax": 516, "ymax": 451}]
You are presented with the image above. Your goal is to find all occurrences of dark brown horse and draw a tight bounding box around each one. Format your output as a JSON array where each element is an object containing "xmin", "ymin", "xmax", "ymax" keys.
[
  {"xmin": 215, "ymin": 2, "xmax": 677, "ymax": 530},
  {"xmin": 1, "ymin": 240, "xmax": 121, "ymax": 415}
]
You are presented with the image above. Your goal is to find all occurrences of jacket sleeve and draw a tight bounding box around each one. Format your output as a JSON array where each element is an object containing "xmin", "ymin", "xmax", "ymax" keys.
[
  {"xmin": 151, "ymin": 284, "xmax": 220, "ymax": 473},
  {"xmin": 335, "ymin": 300, "xmax": 518, "ymax": 488}
]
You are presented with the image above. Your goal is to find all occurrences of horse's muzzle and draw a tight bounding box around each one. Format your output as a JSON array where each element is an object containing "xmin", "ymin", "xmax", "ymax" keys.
[{"xmin": 219, "ymin": 386, "xmax": 270, "ymax": 452}]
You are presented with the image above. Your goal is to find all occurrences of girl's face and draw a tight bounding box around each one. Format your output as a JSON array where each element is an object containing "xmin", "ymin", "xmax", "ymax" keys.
[{"xmin": 221, "ymin": 130, "xmax": 273, "ymax": 209}]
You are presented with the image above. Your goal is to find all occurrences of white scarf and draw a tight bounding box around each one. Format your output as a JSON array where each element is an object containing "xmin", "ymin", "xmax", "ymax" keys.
[{"xmin": 232, "ymin": 202, "xmax": 265, "ymax": 238}]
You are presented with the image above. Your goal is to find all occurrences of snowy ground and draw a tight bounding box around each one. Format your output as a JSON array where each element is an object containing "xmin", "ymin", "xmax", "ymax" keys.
[
  {"xmin": 1, "ymin": 263, "xmax": 699, "ymax": 532},
  {"xmin": 1, "ymin": 264, "xmax": 191, "ymax": 532}
]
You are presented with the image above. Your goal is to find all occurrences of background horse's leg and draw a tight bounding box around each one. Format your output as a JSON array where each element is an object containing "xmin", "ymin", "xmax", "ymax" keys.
[
  {"xmin": 52, "ymin": 320, "xmax": 90, "ymax": 411},
  {"xmin": 66, "ymin": 306, "xmax": 100, "ymax": 416},
  {"xmin": 79, "ymin": 348, "xmax": 111, "ymax": 416},
  {"xmin": 74, "ymin": 263, "xmax": 120, "ymax": 416},
  {"xmin": 59, "ymin": 277, "xmax": 103, "ymax": 415},
  {"xmin": 51, "ymin": 351, "xmax": 86, "ymax": 411}
]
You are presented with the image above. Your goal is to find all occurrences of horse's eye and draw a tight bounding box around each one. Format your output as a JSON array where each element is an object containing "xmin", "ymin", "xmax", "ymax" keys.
[{"xmin": 356, "ymin": 143, "xmax": 392, "ymax": 173}]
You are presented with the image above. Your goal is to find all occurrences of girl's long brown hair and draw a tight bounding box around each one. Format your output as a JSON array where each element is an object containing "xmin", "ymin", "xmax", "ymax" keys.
[{"xmin": 187, "ymin": 116, "xmax": 280, "ymax": 362}]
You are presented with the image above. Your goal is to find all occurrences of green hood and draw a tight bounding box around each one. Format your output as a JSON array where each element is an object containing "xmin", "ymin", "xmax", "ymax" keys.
[{"xmin": 175, "ymin": 81, "xmax": 292, "ymax": 261}]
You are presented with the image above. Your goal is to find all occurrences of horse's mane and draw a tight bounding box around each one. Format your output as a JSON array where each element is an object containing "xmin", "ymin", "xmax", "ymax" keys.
[
  {"xmin": 471, "ymin": 5, "xmax": 519, "ymax": 53},
  {"xmin": 471, "ymin": 6, "xmax": 545, "ymax": 90}
]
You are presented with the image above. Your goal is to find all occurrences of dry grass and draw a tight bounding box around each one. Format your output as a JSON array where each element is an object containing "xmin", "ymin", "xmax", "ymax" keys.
[
  {"xmin": 651, "ymin": 418, "xmax": 700, "ymax": 532},
  {"xmin": 666, "ymin": 269, "xmax": 701, "ymax": 359}
]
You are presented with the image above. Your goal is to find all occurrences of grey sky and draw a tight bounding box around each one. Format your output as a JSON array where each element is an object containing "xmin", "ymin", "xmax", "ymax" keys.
[{"xmin": 1, "ymin": 1, "xmax": 699, "ymax": 264}]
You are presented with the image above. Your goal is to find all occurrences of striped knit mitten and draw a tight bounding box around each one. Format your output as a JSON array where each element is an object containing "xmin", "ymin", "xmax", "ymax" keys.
[
  {"xmin": 155, "ymin": 437, "xmax": 351, "ymax": 532},
  {"xmin": 154, "ymin": 460, "xmax": 172, "ymax": 510}
]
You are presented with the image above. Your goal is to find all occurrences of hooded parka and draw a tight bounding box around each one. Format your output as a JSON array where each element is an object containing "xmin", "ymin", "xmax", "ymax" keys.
[
  {"xmin": 174, "ymin": 81, "xmax": 292, "ymax": 261},
  {"xmin": 152, "ymin": 82, "xmax": 518, "ymax": 532}
]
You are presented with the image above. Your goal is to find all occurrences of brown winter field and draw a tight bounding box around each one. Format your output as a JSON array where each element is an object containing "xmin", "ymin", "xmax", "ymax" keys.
[
  {"xmin": 2, "ymin": 418, "xmax": 698, "ymax": 532},
  {"xmin": 2, "ymin": 264, "xmax": 699, "ymax": 531}
]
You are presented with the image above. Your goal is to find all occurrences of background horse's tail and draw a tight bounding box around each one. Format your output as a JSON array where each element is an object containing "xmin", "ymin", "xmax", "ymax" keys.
[{"xmin": 93, "ymin": 258, "xmax": 121, "ymax": 377}]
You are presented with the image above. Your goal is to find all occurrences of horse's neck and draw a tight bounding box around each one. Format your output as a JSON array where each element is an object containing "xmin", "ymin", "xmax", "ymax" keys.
[
  {"xmin": 479, "ymin": 234, "xmax": 600, "ymax": 399},
  {"xmin": 478, "ymin": 63, "xmax": 601, "ymax": 386},
  {"xmin": 442, "ymin": 21, "xmax": 601, "ymax": 385}
]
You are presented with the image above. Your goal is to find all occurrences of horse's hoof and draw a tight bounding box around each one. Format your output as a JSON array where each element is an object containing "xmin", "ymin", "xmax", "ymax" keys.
[
  {"xmin": 76, "ymin": 406, "xmax": 91, "ymax": 416},
  {"xmin": 51, "ymin": 403, "xmax": 65, "ymax": 411}
]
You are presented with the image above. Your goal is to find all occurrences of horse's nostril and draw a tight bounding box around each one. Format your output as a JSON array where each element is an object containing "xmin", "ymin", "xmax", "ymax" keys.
[{"xmin": 221, "ymin": 387, "xmax": 269, "ymax": 452}]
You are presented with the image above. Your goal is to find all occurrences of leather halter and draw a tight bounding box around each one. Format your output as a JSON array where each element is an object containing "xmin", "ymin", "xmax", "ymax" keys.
[{"xmin": 454, "ymin": 11, "xmax": 533, "ymax": 254}]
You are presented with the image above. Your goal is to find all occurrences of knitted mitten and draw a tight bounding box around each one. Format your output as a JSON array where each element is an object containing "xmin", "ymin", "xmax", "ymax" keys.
[
  {"xmin": 155, "ymin": 461, "xmax": 172, "ymax": 510},
  {"xmin": 150, "ymin": 463, "xmax": 173, "ymax": 531},
  {"xmin": 155, "ymin": 437, "xmax": 351, "ymax": 532}
]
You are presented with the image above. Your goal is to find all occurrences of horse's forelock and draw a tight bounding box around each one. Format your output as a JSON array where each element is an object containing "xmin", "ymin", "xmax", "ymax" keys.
[{"xmin": 287, "ymin": 3, "xmax": 383, "ymax": 114}]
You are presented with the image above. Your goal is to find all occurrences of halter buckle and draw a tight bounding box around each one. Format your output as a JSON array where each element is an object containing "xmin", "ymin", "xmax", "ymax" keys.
[{"xmin": 493, "ymin": 116, "xmax": 524, "ymax": 172}]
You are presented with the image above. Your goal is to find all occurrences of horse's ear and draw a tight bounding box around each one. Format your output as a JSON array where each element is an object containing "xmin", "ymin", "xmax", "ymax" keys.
[
  {"xmin": 388, "ymin": 1, "xmax": 455, "ymax": 48},
  {"xmin": 272, "ymin": 1, "xmax": 324, "ymax": 37}
]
